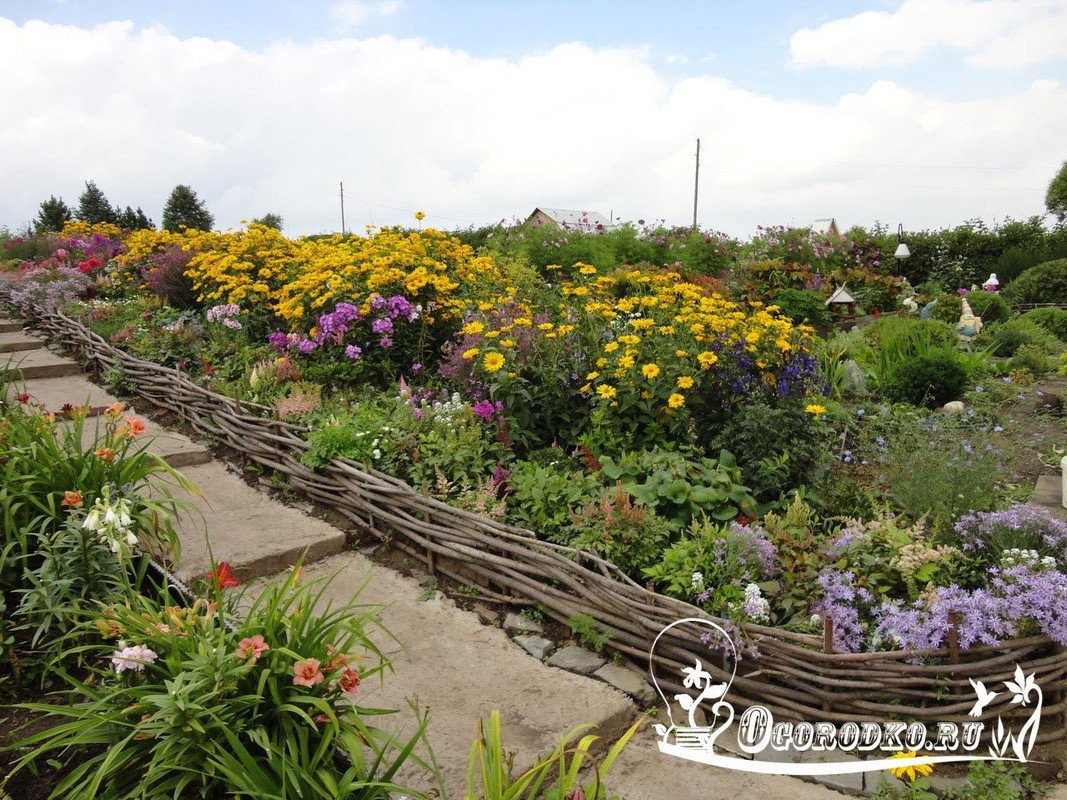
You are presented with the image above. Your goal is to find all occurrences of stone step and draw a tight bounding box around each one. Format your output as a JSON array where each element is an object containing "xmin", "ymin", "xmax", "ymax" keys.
[
  {"xmin": 2, "ymin": 348, "xmax": 82, "ymax": 380},
  {"xmin": 287, "ymin": 552, "xmax": 636, "ymax": 799},
  {"xmin": 0, "ymin": 319, "xmax": 22, "ymax": 333},
  {"xmin": 6, "ymin": 374, "xmax": 118, "ymax": 416},
  {"xmin": 169, "ymin": 461, "xmax": 346, "ymax": 584},
  {"xmin": 59, "ymin": 415, "xmax": 211, "ymax": 469},
  {"xmin": 0, "ymin": 330, "xmax": 45, "ymax": 353}
]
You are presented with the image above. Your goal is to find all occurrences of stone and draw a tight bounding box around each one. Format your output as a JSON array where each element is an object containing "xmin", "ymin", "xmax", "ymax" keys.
[
  {"xmin": 942, "ymin": 401, "xmax": 966, "ymax": 413},
  {"xmin": 471, "ymin": 602, "xmax": 500, "ymax": 624},
  {"xmin": 503, "ymin": 611, "xmax": 543, "ymax": 635},
  {"xmin": 593, "ymin": 663, "xmax": 656, "ymax": 706},
  {"xmin": 546, "ymin": 645, "xmax": 606, "ymax": 675},
  {"xmin": 513, "ymin": 635, "xmax": 554, "ymax": 660},
  {"xmin": 841, "ymin": 359, "xmax": 867, "ymax": 397}
]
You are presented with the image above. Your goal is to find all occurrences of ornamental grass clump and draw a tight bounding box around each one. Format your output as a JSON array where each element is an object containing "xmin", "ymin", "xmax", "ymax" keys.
[{"xmin": 8, "ymin": 562, "xmax": 431, "ymax": 800}]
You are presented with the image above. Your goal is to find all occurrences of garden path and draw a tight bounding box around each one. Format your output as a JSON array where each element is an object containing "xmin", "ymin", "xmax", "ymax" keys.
[{"xmin": 2, "ymin": 316, "xmax": 861, "ymax": 800}]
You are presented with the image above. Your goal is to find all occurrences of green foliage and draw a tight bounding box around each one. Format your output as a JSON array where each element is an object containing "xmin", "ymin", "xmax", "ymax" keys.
[
  {"xmin": 883, "ymin": 350, "xmax": 969, "ymax": 408},
  {"xmin": 300, "ymin": 401, "xmax": 401, "ymax": 470},
  {"xmin": 1010, "ymin": 343, "xmax": 1055, "ymax": 376},
  {"xmin": 1002, "ymin": 258, "xmax": 1067, "ymax": 305},
  {"xmin": 8, "ymin": 565, "xmax": 430, "ymax": 799},
  {"xmin": 76, "ymin": 180, "xmax": 117, "ymax": 225},
  {"xmin": 1020, "ymin": 306, "xmax": 1067, "ymax": 341},
  {"xmin": 566, "ymin": 484, "xmax": 673, "ymax": 575},
  {"xmin": 599, "ymin": 448, "xmax": 755, "ymax": 529},
  {"xmin": 860, "ymin": 316, "xmax": 960, "ymax": 391},
  {"xmin": 770, "ymin": 288, "xmax": 833, "ymax": 327},
  {"xmin": 34, "ymin": 195, "xmax": 72, "ymax": 234},
  {"xmin": 464, "ymin": 709, "xmax": 641, "ymax": 800},
  {"xmin": 980, "ymin": 317, "xmax": 1063, "ymax": 358},
  {"xmin": 1046, "ymin": 159, "xmax": 1067, "ymax": 223},
  {"xmin": 930, "ymin": 293, "xmax": 964, "ymax": 325},
  {"xmin": 758, "ymin": 497, "xmax": 825, "ymax": 624},
  {"xmin": 505, "ymin": 455, "xmax": 602, "ymax": 543},
  {"xmin": 940, "ymin": 759, "xmax": 1044, "ymax": 800},
  {"xmin": 115, "ymin": 205, "xmax": 153, "ymax": 231},
  {"xmin": 565, "ymin": 613, "xmax": 614, "ymax": 654},
  {"xmin": 252, "ymin": 213, "xmax": 284, "ymax": 230},
  {"xmin": 964, "ymin": 290, "xmax": 1011, "ymax": 324},
  {"xmin": 162, "ymin": 184, "xmax": 215, "ymax": 232},
  {"xmin": 709, "ymin": 400, "xmax": 829, "ymax": 503}
]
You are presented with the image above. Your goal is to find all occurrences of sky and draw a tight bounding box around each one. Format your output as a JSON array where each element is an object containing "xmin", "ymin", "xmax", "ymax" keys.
[{"xmin": 1, "ymin": 0, "xmax": 1065, "ymax": 239}]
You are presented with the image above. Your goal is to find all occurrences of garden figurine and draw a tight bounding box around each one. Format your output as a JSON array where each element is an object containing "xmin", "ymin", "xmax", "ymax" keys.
[
  {"xmin": 983, "ymin": 272, "xmax": 1000, "ymax": 292},
  {"xmin": 955, "ymin": 298, "xmax": 982, "ymax": 343}
]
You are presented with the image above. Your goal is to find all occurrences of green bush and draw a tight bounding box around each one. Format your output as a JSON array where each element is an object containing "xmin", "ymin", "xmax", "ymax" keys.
[
  {"xmin": 963, "ymin": 291, "xmax": 1010, "ymax": 324},
  {"xmin": 709, "ymin": 400, "xmax": 829, "ymax": 503},
  {"xmin": 505, "ymin": 456, "xmax": 601, "ymax": 543},
  {"xmin": 930, "ymin": 293, "xmax": 963, "ymax": 324},
  {"xmin": 1002, "ymin": 258, "xmax": 1067, "ymax": 304},
  {"xmin": 883, "ymin": 350, "xmax": 968, "ymax": 408},
  {"xmin": 1021, "ymin": 306, "xmax": 1067, "ymax": 341},
  {"xmin": 770, "ymin": 288, "xmax": 832, "ymax": 328},
  {"xmin": 979, "ymin": 317, "xmax": 1062, "ymax": 358},
  {"xmin": 1010, "ymin": 343, "xmax": 1055, "ymax": 375},
  {"xmin": 860, "ymin": 316, "xmax": 959, "ymax": 390},
  {"xmin": 566, "ymin": 484, "xmax": 673, "ymax": 575}
]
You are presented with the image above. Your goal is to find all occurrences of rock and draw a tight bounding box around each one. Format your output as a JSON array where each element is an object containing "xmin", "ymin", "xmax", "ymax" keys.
[
  {"xmin": 593, "ymin": 663, "xmax": 656, "ymax": 706},
  {"xmin": 359, "ymin": 544, "xmax": 379, "ymax": 557},
  {"xmin": 513, "ymin": 635, "xmax": 554, "ymax": 660},
  {"xmin": 472, "ymin": 602, "xmax": 499, "ymax": 624},
  {"xmin": 1024, "ymin": 756, "xmax": 1061, "ymax": 782},
  {"xmin": 841, "ymin": 359, "xmax": 867, "ymax": 397},
  {"xmin": 547, "ymin": 645, "xmax": 606, "ymax": 675},
  {"xmin": 504, "ymin": 612, "xmax": 544, "ymax": 635},
  {"xmin": 942, "ymin": 401, "xmax": 966, "ymax": 413}
]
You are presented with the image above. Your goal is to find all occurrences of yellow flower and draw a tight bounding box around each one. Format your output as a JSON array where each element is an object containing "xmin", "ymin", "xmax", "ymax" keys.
[
  {"xmin": 461, "ymin": 321, "xmax": 485, "ymax": 335},
  {"xmin": 501, "ymin": 339, "xmax": 516, "ymax": 348},
  {"xmin": 805, "ymin": 404, "xmax": 827, "ymax": 416},
  {"xmin": 618, "ymin": 334, "xmax": 640, "ymax": 346},
  {"xmin": 604, "ymin": 341, "xmax": 620, "ymax": 353},
  {"xmin": 632, "ymin": 318, "xmax": 654, "ymax": 330},
  {"xmin": 641, "ymin": 363, "xmax": 661, "ymax": 380},
  {"xmin": 586, "ymin": 371, "xmax": 600, "ymax": 380},
  {"xmin": 676, "ymin": 349, "xmax": 688, "ymax": 357},
  {"xmin": 414, "ymin": 211, "xmax": 426, "ymax": 221},
  {"xmin": 483, "ymin": 352, "xmax": 505, "ymax": 372},
  {"xmin": 595, "ymin": 357, "xmax": 609, "ymax": 367},
  {"xmin": 462, "ymin": 347, "xmax": 480, "ymax": 359},
  {"xmin": 578, "ymin": 264, "xmax": 597, "ymax": 275},
  {"xmin": 596, "ymin": 385, "xmax": 617, "ymax": 400},
  {"xmin": 618, "ymin": 356, "xmax": 636, "ymax": 369},
  {"xmin": 538, "ymin": 322, "xmax": 554, "ymax": 331},
  {"xmin": 697, "ymin": 351, "xmax": 718, "ymax": 370},
  {"xmin": 887, "ymin": 752, "xmax": 933, "ymax": 782},
  {"xmin": 579, "ymin": 383, "xmax": 591, "ymax": 393},
  {"xmin": 677, "ymin": 376, "xmax": 695, "ymax": 389},
  {"xmin": 668, "ymin": 393, "xmax": 685, "ymax": 408}
]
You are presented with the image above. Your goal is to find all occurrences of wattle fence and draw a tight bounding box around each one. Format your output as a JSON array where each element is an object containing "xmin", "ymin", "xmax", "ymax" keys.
[{"xmin": 10, "ymin": 300, "xmax": 1067, "ymax": 742}]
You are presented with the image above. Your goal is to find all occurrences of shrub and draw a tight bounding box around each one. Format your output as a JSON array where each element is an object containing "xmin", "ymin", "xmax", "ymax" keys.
[
  {"xmin": 963, "ymin": 290, "xmax": 1010, "ymax": 325},
  {"xmin": 505, "ymin": 456, "xmax": 601, "ymax": 543},
  {"xmin": 770, "ymin": 288, "xmax": 833, "ymax": 328},
  {"xmin": 141, "ymin": 244, "xmax": 196, "ymax": 308},
  {"xmin": 709, "ymin": 400, "xmax": 829, "ymax": 502},
  {"xmin": 1010, "ymin": 343, "xmax": 1055, "ymax": 375},
  {"xmin": 980, "ymin": 317, "xmax": 1062, "ymax": 358},
  {"xmin": 860, "ymin": 316, "xmax": 960, "ymax": 390},
  {"xmin": 882, "ymin": 350, "xmax": 968, "ymax": 408},
  {"xmin": 1002, "ymin": 258, "xmax": 1067, "ymax": 305},
  {"xmin": 930, "ymin": 293, "xmax": 963, "ymax": 325},
  {"xmin": 1020, "ymin": 306, "xmax": 1067, "ymax": 341},
  {"xmin": 566, "ymin": 484, "xmax": 673, "ymax": 575}
]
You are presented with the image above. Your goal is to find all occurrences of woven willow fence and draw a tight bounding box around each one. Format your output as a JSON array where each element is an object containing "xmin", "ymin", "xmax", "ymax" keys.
[{"xmin": 11, "ymin": 302, "xmax": 1067, "ymax": 742}]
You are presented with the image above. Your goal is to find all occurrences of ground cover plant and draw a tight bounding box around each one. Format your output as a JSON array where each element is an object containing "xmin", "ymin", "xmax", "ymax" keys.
[{"xmin": 3, "ymin": 215, "xmax": 1067, "ymax": 661}]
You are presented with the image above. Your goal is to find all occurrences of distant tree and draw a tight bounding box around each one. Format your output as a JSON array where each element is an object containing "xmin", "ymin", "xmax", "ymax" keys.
[
  {"xmin": 35, "ymin": 195, "xmax": 73, "ymax": 233},
  {"xmin": 1047, "ymin": 160, "xmax": 1067, "ymax": 224},
  {"xmin": 116, "ymin": 205, "xmax": 154, "ymax": 231},
  {"xmin": 252, "ymin": 213, "xmax": 283, "ymax": 230},
  {"xmin": 76, "ymin": 180, "xmax": 117, "ymax": 225},
  {"xmin": 162, "ymin": 184, "xmax": 214, "ymax": 232}
]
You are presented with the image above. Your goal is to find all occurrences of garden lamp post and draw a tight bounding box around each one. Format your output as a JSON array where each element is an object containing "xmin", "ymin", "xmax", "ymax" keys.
[{"xmin": 894, "ymin": 223, "xmax": 910, "ymax": 273}]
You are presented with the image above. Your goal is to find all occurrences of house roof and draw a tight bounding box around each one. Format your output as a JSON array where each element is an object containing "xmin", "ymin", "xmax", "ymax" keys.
[
  {"xmin": 810, "ymin": 218, "xmax": 838, "ymax": 236},
  {"xmin": 528, "ymin": 207, "xmax": 616, "ymax": 232}
]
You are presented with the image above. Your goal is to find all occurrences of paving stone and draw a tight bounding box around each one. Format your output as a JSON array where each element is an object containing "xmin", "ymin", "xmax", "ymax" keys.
[
  {"xmin": 513, "ymin": 634, "xmax": 554, "ymax": 660},
  {"xmin": 472, "ymin": 602, "xmax": 500, "ymax": 624},
  {"xmin": 593, "ymin": 663, "xmax": 657, "ymax": 706},
  {"xmin": 0, "ymin": 330, "xmax": 44, "ymax": 353},
  {"xmin": 2, "ymin": 348, "xmax": 82, "ymax": 380},
  {"xmin": 170, "ymin": 461, "xmax": 346, "ymax": 582},
  {"xmin": 503, "ymin": 611, "xmax": 544, "ymax": 635},
  {"xmin": 0, "ymin": 319, "xmax": 22, "ymax": 333},
  {"xmin": 547, "ymin": 645, "xmax": 606, "ymax": 675},
  {"xmin": 7, "ymin": 374, "xmax": 118, "ymax": 415}
]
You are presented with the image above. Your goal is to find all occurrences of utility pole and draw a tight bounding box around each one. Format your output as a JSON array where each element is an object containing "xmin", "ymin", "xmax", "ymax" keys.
[
  {"xmin": 693, "ymin": 138, "xmax": 700, "ymax": 230},
  {"xmin": 340, "ymin": 182, "xmax": 346, "ymax": 236}
]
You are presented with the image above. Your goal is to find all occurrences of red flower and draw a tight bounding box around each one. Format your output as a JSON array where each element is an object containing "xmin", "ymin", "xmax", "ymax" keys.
[
  {"xmin": 338, "ymin": 667, "xmax": 360, "ymax": 694},
  {"xmin": 207, "ymin": 562, "xmax": 238, "ymax": 589},
  {"xmin": 16, "ymin": 393, "xmax": 30, "ymax": 404},
  {"xmin": 293, "ymin": 658, "xmax": 324, "ymax": 687}
]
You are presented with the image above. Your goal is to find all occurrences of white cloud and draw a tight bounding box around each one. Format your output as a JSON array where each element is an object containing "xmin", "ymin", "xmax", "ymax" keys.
[
  {"xmin": 790, "ymin": 0, "xmax": 1067, "ymax": 70},
  {"xmin": 329, "ymin": 0, "xmax": 401, "ymax": 31},
  {"xmin": 0, "ymin": 16, "xmax": 1062, "ymax": 239}
]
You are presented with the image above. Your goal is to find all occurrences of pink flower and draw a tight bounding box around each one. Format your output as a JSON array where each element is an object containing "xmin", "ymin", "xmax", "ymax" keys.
[
  {"xmin": 112, "ymin": 643, "xmax": 158, "ymax": 673},
  {"xmin": 337, "ymin": 667, "xmax": 361, "ymax": 694},
  {"xmin": 293, "ymin": 658, "xmax": 324, "ymax": 687},
  {"xmin": 236, "ymin": 634, "xmax": 270, "ymax": 661}
]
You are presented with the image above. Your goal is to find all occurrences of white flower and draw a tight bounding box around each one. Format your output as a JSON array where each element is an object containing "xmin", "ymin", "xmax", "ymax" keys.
[{"xmin": 112, "ymin": 643, "xmax": 157, "ymax": 673}]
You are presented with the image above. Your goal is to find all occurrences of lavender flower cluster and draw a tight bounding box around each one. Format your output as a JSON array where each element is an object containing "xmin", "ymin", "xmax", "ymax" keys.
[
  {"xmin": 206, "ymin": 303, "xmax": 243, "ymax": 329},
  {"xmin": 0, "ymin": 266, "xmax": 92, "ymax": 309},
  {"xmin": 954, "ymin": 504, "xmax": 1067, "ymax": 561},
  {"xmin": 270, "ymin": 295, "xmax": 420, "ymax": 360}
]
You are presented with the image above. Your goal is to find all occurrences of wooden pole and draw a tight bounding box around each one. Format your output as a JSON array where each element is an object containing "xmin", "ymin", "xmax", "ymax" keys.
[
  {"xmin": 340, "ymin": 182, "xmax": 346, "ymax": 236},
  {"xmin": 692, "ymin": 138, "xmax": 700, "ymax": 230}
]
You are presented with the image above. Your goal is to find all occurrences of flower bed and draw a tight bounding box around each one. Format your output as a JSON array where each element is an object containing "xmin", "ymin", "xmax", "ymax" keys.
[{"xmin": 13, "ymin": 301, "xmax": 1067, "ymax": 742}]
